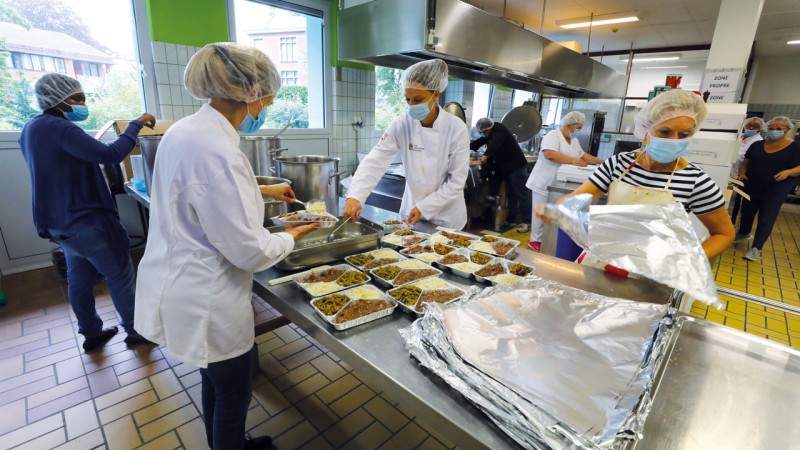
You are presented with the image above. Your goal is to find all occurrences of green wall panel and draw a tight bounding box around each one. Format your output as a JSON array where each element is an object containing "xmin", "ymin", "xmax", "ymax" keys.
[{"xmin": 146, "ymin": 0, "xmax": 229, "ymax": 47}]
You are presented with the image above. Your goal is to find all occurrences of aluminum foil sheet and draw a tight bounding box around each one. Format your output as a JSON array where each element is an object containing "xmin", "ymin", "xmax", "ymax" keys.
[
  {"xmin": 543, "ymin": 196, "xmax": 720, "ymax": 308},
  {"xmin": 401, "ymin": 277, "xmax": 673, "ymax": 449}
]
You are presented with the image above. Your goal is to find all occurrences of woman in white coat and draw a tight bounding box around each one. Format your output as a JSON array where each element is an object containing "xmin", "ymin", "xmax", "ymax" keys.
[
  {"xmin": 134, "ymin": 43, "xmax": 317, "ymax": 450},
  {"xmin": 343, "ymin": 59, "xmax": 470, "ymax": 229},
  {"xmin": 526, "ymin": 111, "xmax": 604, "ymax": 251}
]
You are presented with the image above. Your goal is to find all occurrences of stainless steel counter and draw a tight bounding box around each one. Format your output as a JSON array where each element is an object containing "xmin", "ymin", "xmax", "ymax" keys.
[{"xmin": 252, "ymin": 202, "xmax": 674, "ymax": 450}]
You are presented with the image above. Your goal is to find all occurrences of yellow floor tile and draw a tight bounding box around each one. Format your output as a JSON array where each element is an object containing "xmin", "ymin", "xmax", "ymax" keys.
[
  {"xmin": 727, "ymin": 302, "xmax": 746, "ymax": 316},
  {"xmin": 746, "ymin": 314, "xmax": 766, "ymax": 328},
  {"xmin": 706, "ymin": 311, "xmax": 726, "ymax": 325},
  {"xmin": 766, "ymin": 317, "xmax": 788, "ymax": 333},
  {"xmin": 727, "ymin": 318, "xmax": 745, "ymax": 331}
]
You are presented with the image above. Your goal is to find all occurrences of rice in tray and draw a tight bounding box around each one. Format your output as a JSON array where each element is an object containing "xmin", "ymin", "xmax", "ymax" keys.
[
  {"xmin": 372, "ymin": 249, "xmax": 400, "ymax": 259},
  {"xmin": 428, "ymin": 234, "xmax": 451, "ymax": 244},
  {"xmin": 412, "ymin": 278, "xmax": 450, "ymax": 290},
  {"xmin": 304, "ymin": 282, "xmax": 342, "ymax": 296},
  {"xmin": 491, "ymin": 274, "xmax": 522, "ymax": 285},
  {"xmin": 396, "ymin": 259, "xmax": 429, "ymax": 270},
  {"xmin": 415, "ymin": 253, "xmax": 440, "ymax": 263},
  {"xmin": 450, "ymin": 262, "xmax": 482, "ymax": 273},
  {"xmin": 470, "ymin": 241, "xmax": 496, "ymax": 254},
  {"xmin": 344, "ymin": 286, "xmax": 385, "ymax": 300},
  {"xmin": 306, "ymin": 201, "xmax": 326, "ymax": 214}
]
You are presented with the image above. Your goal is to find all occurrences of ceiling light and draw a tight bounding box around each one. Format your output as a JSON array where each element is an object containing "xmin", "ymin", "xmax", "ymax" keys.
[
  {"xmin": 556, "ymin": 11, "xmax": 639, "ymax": 29},
  {"xmin": 620, "ymin": 53, "xmax": 681, "ymax": 62},
  {"xmin": 641, "ymin": 65, "xmax": 689, "ymax": 70},
  {"xmin": 788, "ymin": 40, "xmax": 800, "ymax": 45}
]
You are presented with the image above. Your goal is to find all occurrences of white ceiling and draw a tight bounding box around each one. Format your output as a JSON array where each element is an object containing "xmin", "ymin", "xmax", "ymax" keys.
[{"xmin": 464, "ymin": 0, "xmax": 800, "ymax": 57}]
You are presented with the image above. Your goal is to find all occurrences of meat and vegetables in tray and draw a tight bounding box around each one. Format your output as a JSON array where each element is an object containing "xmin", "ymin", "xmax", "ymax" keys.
[
  {"xmin": 294, "ymin": 264, "xmax": 371, "ymax": 296},
  {"xmin": 434, "ymin": 248, "xmax": 493, "ymax": 278},
  {"xmin": 401, "ymin": 240, "xmax": 456, "ymax": 263},
  {"xmin": 369, "ymin": 263, "xmax": 442, "ymax": 288},
  {"xmin": 271, "ymin": 211, "xmax": 339, "ymax": 228},
  {"xmin": 345, "ymin": 248, "xmax": 408, "ymax": 271},
  {"xmin": 381, "ymin": 219, "xmax": 412, "ymax": 231},
  {"xmin": 381, "ymin": 230, "xmax": 430, "ymax": 248},
  {"xmin": 309, "ymin": 285, "xmax": 397, "ymax": 331},
  {"xmin": 468, "ymin": 235, "xmax": 519, "ymax": 257},
  {"xmin": 387, "ymin": 278, "xmax": 466, "ymax": 315},
  {"xmin": 473, "ymin": 259, "xmax": 535, "ymax": 285}
]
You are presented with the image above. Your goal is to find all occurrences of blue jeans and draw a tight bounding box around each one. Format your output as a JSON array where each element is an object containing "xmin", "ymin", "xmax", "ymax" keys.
[
  {"xmin": 50, "ymin": 213, "xmax": 135, "ymax": 335},
  {"xmin": 201, "ymin": 345, "xmax": 256, "ymax": 450}
]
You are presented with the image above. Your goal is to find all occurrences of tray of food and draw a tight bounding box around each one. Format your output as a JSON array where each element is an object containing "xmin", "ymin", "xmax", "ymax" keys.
[
  {"xmin": 345, "ymin": 248, "xmax": 409, "ymax": 271},
  {"xmin": 381, "ymin": 219, "xmax": 412, "ymax": 232},
  {"xmin": 468, "ymin": 235, "xmax": 519, "ymax": 258},
  {"xmin": 271, "ymin": 211, "xmax": 339, "ymax": 228},
  {"xmin": 387, "ymin": 278, "xmax": 466, "ymax": 315},
  {"xmin": 427, "ymin": 230, "xmax": 481, "ymax": 247},
  {"xmin": 434, "ymin": 248, "xmax": 494, "ymax": 278},
  {"xmin": 293, "ymin": 264, "xmax": 371, "ymax": 297},
  {"xmin": 309, "ymin": 285, "xmax": 397, "ymax": 331},
  {"xmin": 380, "ymin": 230, "xmax": 430, "ymax": 249},
  {"xmin": 369, "ymin": 263, "xmax": 442, "ymax": 288},
  {"xmin": 473, "ymin": 258, "xmax": 535, "ymax": 285},
  {"xmin": 400, "ymin": 241, "xmax": 457, "ymax": 263}
]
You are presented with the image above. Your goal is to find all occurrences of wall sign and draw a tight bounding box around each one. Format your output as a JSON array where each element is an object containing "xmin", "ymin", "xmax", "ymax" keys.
[{"xmin": 701, "ymin": 71, "xmax": 742, "ymax": 104}]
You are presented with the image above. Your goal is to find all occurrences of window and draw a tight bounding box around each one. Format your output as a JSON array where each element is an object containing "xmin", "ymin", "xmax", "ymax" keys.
[
  {"xmin": 374, "ymin": 66, "xmax": 404, "ymax": 131},
  {"xmin": 281, "ymin": 70, "xmax": 299, "ymax": 85},
  {"xmin": 280, "ymin": 36, "xmax": 297, "ymax": 62},
  {"xmin": 0, "ymin": 0, "xmax": 147, "ymax": 131},
  {"xmin": 232, "ymin": 0, "xmax": 326, "ymax": 129},
  {"xmin": 253, "ymin": 38, "xmax": 263, "ymax": 47},
  {"xmin": 471, "ymin": 83, "xmax": 493, "ymax": 128}
]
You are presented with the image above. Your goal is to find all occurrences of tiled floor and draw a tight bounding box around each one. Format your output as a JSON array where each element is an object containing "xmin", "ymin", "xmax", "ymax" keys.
[
  {"xmin": 0, "ymin": 270, "xmax": 456, "ymax": 449},
  {"xmin": 3, "ymin": 203, "xmax": 800, "ymax": 449}
]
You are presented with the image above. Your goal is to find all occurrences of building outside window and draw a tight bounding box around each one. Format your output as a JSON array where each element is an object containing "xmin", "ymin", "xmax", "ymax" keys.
[
  {"xmin": 0, "ymin": 0, "xmax": 147, "ymax": 131},
  {"xmin": 232, "ymin": 0, "xmax": 326, "ymax": 129},
  {"xmin": 253, "ymin": 37, "xmax": 263, "ymax": 48}
]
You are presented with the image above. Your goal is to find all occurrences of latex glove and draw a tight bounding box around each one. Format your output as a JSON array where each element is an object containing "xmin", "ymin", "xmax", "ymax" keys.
[
  {"xmin": 405, "ymin": 207, "xmax": 422, "ymax": 225},
  {"xmin": 260, "ymin": 183, "xmax": 295, "ymax": 202},
  {"xmin": 343, "ymin": 198, "xmax": 362, "ymax": 223}
]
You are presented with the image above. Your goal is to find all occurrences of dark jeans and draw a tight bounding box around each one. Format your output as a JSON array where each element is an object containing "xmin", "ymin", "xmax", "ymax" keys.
[
  {"xmin": 503, "ymin": 166, "xmax": 532, "ymax": 224},
  {"xmin": 49, "ymin": 213, "xmax": 135, "ymax": 335},
  {"xmin": 738, "ymin": 196, "xmax": 784, "ymax": 250},
  {"xmin": 201, "ymin": 345, "xmax": 256, "ymax": 450},
  {"xmin": 729, "ymin": 191, "xmax": 743, "ymax": 223}
]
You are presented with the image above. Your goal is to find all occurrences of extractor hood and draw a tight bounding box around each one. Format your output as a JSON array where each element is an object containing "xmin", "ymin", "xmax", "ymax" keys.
[{"xmin": 338, "ymin": 0, "xmax": 627, "ymax": 98}]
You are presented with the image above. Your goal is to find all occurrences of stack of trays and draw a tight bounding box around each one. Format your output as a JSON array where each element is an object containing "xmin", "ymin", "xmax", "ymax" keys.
[
  {"xmin": 473, "ymin": 259, "xmax": 535, "ymax": 286},
  {"xmin": 387, "ymin": 278, "xmax": 466, "ymax": 315},
  {"xmin": 381, "ymin": 230, "xmax": 430, "ymax": 249},
  {"xmin": 400, "ymin": 241, "xmax": 457, "ymax": 263},
  {"xmin": 271, "ymin": 211, "xmax": 339, "ymax": 228},
  {"xmin": 309, "ymin": 285, "xmax": 397, "ymax": 330},
  {"xmin": 434, "ymin": 248, "xmax": 495, "ymax": 278},
  {"xmin": 293, "ymin": 264, "xmax": 371, "ymax": 297}
]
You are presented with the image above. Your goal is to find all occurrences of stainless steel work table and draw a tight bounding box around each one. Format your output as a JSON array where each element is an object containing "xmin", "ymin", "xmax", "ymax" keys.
[{"xmin": 251, "ymin": 202, "xmax": 674, "ymax": 450}]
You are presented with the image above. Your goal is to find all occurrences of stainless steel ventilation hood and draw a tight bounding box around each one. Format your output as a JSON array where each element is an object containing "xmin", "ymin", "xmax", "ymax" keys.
[{"xmin": 338, "ymin": 0, "xmax": 627, "ymax": 99}]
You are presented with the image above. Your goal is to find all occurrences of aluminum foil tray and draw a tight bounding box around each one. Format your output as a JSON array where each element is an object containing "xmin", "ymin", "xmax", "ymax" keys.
[
  {"xmin": 380, "ymin": 219, "xmax": 412, "ymax": 232},
  {"xmin": 344, "ymin": 248, "xmax": 408, "ymax": 271},
  {"xmin": 387, "ymin": 279, "xmax": 466, "ymax": 315},
  {"xmin": 380, "ymin": 230, "xmax": 430, "ymax": 249},
  {"xmin": 294, "ymin": 264, "xmax": 370, "ymax": 297},
  {"xmin": 270, "ymin": 217, "xmax": 383, "ymax": 271},
  {"xmin": 473, "ymin": 258, "xmax": 534, "ymax": 285},
  {"xmin": 468, "ymin": 235, "xmax": 519, "ymax": 259},
  {"xmin": 369, "ymin": 264, "xmax": 443, "ymax": 288},
  {"xmin": 434, "ymin": 248, "xmax": 492, "ymax": 279},
  {"xmin": 427, "ymin": 230, "xmax": 480, "ymax": 246},
  {"xmin": 400, "ymin": 240, "xmax": 457, "ymax": 264},
  {"xmin": 309, "ymin": 285, "xmax": 396, "ymax": 330},
  {"xmin": 271, "ymin": 211, "xmax": 339, "ymax": 228}
]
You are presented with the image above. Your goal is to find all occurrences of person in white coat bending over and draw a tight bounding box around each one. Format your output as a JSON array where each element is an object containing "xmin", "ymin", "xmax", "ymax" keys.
[
  {"xmin": 343, "ymin": 59, "xmax": 470, "ymax": 229},
  {"xmin": 526, "ymin": 111, "xmax": 604, "ymax": 251},
  {"xmin": 134, "ymin": 43, "xmax": 318, "ymax": 450}
]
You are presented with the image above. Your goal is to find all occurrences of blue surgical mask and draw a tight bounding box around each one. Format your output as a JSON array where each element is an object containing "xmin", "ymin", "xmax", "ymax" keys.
[
  {"xmin": 407, "ymin": 94, "xmax": 435, "ymax": 121},
  {"xmin": 743, "ymin": 129, "xmax": 759, "ymax": 137},
  {"xmin": 63, "ymin": 104, "xmax": 89, "ymax": 122},
  {"xmin": 646, "ymin": 135, "xmax": 692, "ymax": 163},
  {"xmin": 238, "ymin": 102, "xmax": 267, "ymax": 134},
  {"xmin": 569, "ymin": 130, "xmax": 580, "ymax": 138},
  {"xmin": 766, "ymin": 130, "xmax": 785, "ymax": 140}
]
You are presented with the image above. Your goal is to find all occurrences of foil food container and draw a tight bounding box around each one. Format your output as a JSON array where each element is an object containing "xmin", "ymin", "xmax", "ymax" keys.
[
  {"xmin": 369, "ymin": 264, "xmax": 443, "ymax": 288},
  {"xmin": 401, "ymin": 240, "xmax": 457, "ymax": 264},
  {"xmin": 467, "ymin": 236, "xmax": 519, "ymax": 259},
  {"xmin": 472, "ymin": 258, "xmax": 534, "ymax": 285},
  {"xmin": 310, "ymin": 285, "xmax": 397, "ymax": 331},
  {"xmin": 387, "ymin": 280, "xmax": 466, "ymax": 315},
  {"xmin": 380, "ymin": 231, "xmax": 431, "ymax": 249},
  {"xmin": 434, "ymin": 248, "xmax": 491, "ymax": 279},
  {"xmin": 427, "ymin": 230, "xmax": 481, "ymax": 245},
  {"xmin": 271, "ymin": 211, "xmax": 340, "ymax": 228},
  {"xmin": 293, "ymin": 263, "xmax": 371, "ymax": 297},
  {"xmin": 344, "ymin": 248, "xmax": 409, "ymax": 271}
]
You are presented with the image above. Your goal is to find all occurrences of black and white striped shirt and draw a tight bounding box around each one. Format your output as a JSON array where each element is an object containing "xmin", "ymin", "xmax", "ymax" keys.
[{"xmin": 588, "ymin": 151, "xmax": 726, "ymax": 216}]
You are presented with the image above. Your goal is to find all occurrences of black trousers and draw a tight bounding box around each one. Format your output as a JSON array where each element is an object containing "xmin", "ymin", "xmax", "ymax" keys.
[
  {"xmin": 738, "ymin": 196, "xmax": 784, "ymax": 250},
  {"xmin": 201, "ymin": 345, "xmax": 256, "ymax": 450},
  {"xmin": 729, "ymin": 191, "xmax": 743, "ymax": 223}
]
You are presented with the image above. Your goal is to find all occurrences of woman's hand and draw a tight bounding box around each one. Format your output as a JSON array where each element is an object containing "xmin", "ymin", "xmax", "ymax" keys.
[
  {"xmin": 136, "ymin": 113, "xmax": 156, "ymax": 129},
  {"xmin": 260, "ymin": 183, "xmax": 295, "ymax": 202},
  {"xmin": 774, "ymin": 170, "xmax": 792, "ymax": 182},
  {"xmin": 343, "ymin": 198, "xmax": 362, "ymax": 223},
  {"xmin": 533, "ymin": 203, "xmax": 553, "ymax": 224},
  {"xmin": 284, "ymin": 223, "xmax": 320, "ymax": 240},
  {"xmin": 738, "ymin": 174, "xmax": 748, "ymax": 181},
  {"xmin": 572, "ymin": 158, "xmax": 588, "ymax": 167},
  {"xmin": 405, "ymin": 207, "xmax": 422, "ymax": 225}
]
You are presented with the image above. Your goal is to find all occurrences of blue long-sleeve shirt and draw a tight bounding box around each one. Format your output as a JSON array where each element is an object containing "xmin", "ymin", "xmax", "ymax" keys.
[{"xmin": 19, "ymin": 112, "xmax": 144, "ymax": 239}]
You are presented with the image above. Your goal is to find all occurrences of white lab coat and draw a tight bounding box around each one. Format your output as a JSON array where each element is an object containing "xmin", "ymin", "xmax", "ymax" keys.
[
  {"xmin": 134, "ymin": 104, "xmax": 294, "ymax": 368},
  {"xmin": 526, "ymin": 128, "xmax": 585, "ymax": 192},
  {"xmin": 348, "ymin": 108, "xmax": 470, "ymax": 229}
]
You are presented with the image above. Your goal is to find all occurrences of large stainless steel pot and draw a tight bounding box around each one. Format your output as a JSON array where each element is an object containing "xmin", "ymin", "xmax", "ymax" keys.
[
  {"xmin": 137, "ymin": 135, "xmax": 163, "ymax": 196},
  {"xmin": 275, "ymin": 156, "xmax": 346, "ymax": 216},
  {"xmin": 239, "ymin": 136, "xmax": 287, "ymax": 176},
  {"xmin": 256, "ymin": 176, "xmax": 292, "ymax": 226}
]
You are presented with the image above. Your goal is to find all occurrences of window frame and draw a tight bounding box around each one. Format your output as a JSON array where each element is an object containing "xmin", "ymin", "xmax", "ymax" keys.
[
  {"xmin": 227, "ymin": 0, "xmax": 332, "ymax": 136},
  {"xmin": 280, "ymin": 36, "xmax": 298, "ymax": 62}
]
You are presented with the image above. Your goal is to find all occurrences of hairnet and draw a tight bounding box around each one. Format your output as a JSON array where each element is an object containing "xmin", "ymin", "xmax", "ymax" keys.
[
  {"xmin": 32, "ymin": 73, "xmax": 83, "ymax": 111},
  {"xmin": 744, "ymin": 117, "xmax": 765, "ymax": 130},
  {"xmin": 767, "ymin": 116, "xmax": 794, "ymax": 130},
  {"xmin": 560, "ymin": 111, "xmax": 585, "ymax": 127},
  {"xmin": 401, "ymin": 59, "xmax": 448, "ymax": 92},
  {"xmin": 634, "ymin": 89, "xmax": 707, "ymax": 139},
  {"xmin": 184, "ymin": 42, "xmax": 281, "ymax": 103},
  {"xmin": 476, "ymin": 117, "xmax": 494, "ymax": 132}
]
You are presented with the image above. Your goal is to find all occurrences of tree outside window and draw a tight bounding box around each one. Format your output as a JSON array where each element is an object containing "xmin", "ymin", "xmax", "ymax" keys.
[{"xmin": 375, "ymin": 66, "xmax": 405, "ymax": 131}]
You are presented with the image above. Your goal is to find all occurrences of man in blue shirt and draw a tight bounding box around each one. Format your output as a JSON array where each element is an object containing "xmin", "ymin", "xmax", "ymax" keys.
[{"xmin": 19, "ymin": 73, "xmax": 156, "ymax": 352}]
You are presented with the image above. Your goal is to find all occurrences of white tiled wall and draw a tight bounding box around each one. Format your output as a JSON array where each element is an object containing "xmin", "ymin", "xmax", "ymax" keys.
[
  {"xmin": 747, "ymin": 103, "xmax": 800, "ymax": 122},
  {"xmin": 331, "ymin": 67, "xmax": 379, "ymax": 175},
  {"xmin": 150, "ymin": 41, "xmax": 205, "ymax": 121}
]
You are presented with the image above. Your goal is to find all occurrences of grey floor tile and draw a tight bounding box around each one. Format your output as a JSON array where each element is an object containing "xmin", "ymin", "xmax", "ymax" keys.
[
  {"xmin": 252, "ymin": 381, "xmax": 291, "ymax": 416},
  {"xmin": 87, "ymin": 367, "xmax": 121, "ymax": 397},
  {"xmin": 28, "ymin": 387, "xmax": 93, "ymax": 423}
]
